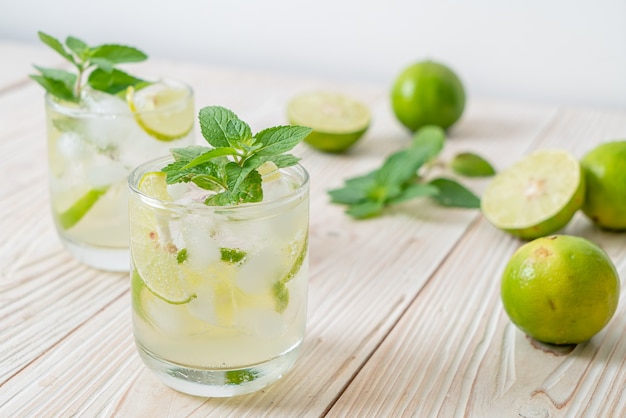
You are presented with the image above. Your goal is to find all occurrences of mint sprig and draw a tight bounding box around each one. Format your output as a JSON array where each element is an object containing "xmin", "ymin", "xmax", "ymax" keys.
[
  {"xmin": 163, "ymin": 106, "xmax": 311, "ymax": 206},
  {"xmin": 30, "ymin": 31, "xmax": 149, "ymax": 102},
  {"xmin": 328, "ymin": 125, "xmax": 484, "ymax": 219}
]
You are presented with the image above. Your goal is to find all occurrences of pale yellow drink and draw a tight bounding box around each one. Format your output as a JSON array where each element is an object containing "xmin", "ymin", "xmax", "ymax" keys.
[
  {"xmin": 46, "ymin": 80, "xmax": 194, "ymax": 271},
  {"xmin": 129, "ymin": 157, "xmax": 309, "ymax": 396}
]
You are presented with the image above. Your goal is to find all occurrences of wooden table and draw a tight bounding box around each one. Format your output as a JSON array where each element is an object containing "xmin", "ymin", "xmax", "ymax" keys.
[{"xmin": 1, "ymin": 40, "xmax": 626, "ymax": 417}]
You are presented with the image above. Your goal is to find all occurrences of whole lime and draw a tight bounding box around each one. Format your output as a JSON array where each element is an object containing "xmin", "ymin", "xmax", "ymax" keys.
[
  {"xmin": 580, "ymin": 140, "xmax": 626, "ymax": 230},
  {"xmin": 501, "ymin": 235, "xmax": 620, "ymax": 345},
  {"xmin": 390, "ymin": 60, "xmax": 465, "ymax": 132}
]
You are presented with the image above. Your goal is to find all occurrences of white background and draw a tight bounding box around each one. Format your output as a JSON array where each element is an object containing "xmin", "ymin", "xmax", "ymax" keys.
[{"xmin": 1, "ymin": 0, "xmax": 625, "ymax": 108}]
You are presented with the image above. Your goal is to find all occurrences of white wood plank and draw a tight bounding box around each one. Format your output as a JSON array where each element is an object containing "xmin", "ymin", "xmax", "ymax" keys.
[{"xmin": 328, "ymin": 107, "xmax": 626, "ymax": 417}]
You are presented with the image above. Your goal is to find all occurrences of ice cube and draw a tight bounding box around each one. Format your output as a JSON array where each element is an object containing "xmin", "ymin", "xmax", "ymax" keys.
[
  {"xmin": 181, "ymin": 213, "xmax": 221, "ymax": 271},
  {"xmin": 262, "ymin": 175, "xmax": 293, "ymax": 202},
  {"xmin": 186, "ymin": 281, "xmax": 218, "ymax": 325},
  {"xmin": 80, "ymin": 88, "xmax": 130, "ymax": 114},
  {"xmin": 235, "ymin": 247, "xmax": 282, "ymax": 294},
  {"xmin": 236, "ymin": 307, "xmax": 285, "ymax": 338},
  {"xmin": 56, "ymin": 132, "xmax": 89, "ymax": 159},
  {"xmin": 86, "ymin": 160, "xmax": 129, "ymax": 188}
]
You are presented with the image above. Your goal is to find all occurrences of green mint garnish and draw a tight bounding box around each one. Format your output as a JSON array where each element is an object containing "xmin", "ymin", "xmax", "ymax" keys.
[
  {"xmin": 162, "ymin": 106, "xmax": 311, "ymax": 206},
  {"xmin": 225, "ymin": 369, "xmax": 259, "ymax": 385},
  {"xmin": 176, "ymin": 248, "xmax": 188, "ymax": 264},
  {"xmin": 220, "ymin": 248, "xmax": 247, "ymax": 264},
  {"xmin": 272, "ymin": 281, "xmax": 290, "ymax": 314},
  {"xmin": 328, "ymin": 125, "xmax": 483, "ymax": 219},
  {"xmin": 30, "ymin": 31, "xmax": 149, "ymax": 102},
  {"xmin": 450, "ymin": 152, "xmax": 496, "ymax": 177}
]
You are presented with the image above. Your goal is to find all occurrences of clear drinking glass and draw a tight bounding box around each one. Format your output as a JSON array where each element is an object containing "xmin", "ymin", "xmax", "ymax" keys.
[
  {"xmin": 128, "ymin": 156, "xmax": 310, "ymax": 397},
  {"xmin": 45, "ymin": 79, "xmax": 195, "ymax": 271}
]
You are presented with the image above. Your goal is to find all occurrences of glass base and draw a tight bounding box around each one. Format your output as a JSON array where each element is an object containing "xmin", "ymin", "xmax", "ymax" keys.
[
  {"xmin": 61, "ymin": 238, "xmax": 129, "ymax": 272},
  {"xmin": 137, "ymin": 343, "xmax": 302, "ymax": 397}
]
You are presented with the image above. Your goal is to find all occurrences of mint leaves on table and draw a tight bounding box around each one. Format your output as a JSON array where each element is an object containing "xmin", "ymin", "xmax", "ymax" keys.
[
  {"xmin": 30, "ymin": 31, "xmax": 149, "ymax": 102},
  {"xmin": 328, "ymin": 125, "xmax": 493, "ymax": 219},
  {"xmin": 163, "ymin": 106, "xmax": 311, "ymax": 206}
]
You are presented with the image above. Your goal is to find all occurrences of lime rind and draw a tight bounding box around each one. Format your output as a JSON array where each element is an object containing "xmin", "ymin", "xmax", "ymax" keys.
[
  {"xmin": 126, "ymin": 86, "xmax": 194, "ymax": 142},
  {"xmin": 131, "ymin": 171, "xmax": 197, "ymax": 305},
  {"xmin": 481, "ymin": 149, "xmax": 584, "ymax": 239},
  {"xmin": 287, "ymin": 92, "xmax": 370, "ymax": 152},
  {"xmin": 57, "ymin": 187, "xmax": 108, "ymax": 229}
]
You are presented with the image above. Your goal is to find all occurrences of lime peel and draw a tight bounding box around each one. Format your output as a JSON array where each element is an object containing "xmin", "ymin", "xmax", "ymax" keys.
[
  {"xmin": 287, "ymin": 92, "xmax": 370, "ymax": 153},
  {"xmin": 481, "ymin": 149, "xmax": 584, "ymax": 240},
  {"xmin": 126, "ymin": 85, "xmax": 194, "ymax": 142}
]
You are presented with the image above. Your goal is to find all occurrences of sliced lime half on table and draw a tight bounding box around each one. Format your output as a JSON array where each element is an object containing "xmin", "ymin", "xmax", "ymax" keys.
[
  {"xmin": 481, "ymin": 149, "xmax": 585, "ymax": 240},
  {"xmin": 127, "ymin": 86, "xmax": 194, "ymax": 142},
  {"xmin": 131, "ymin": 171, "xmax": 197, "ymax": 305},
  {"xmin": 286, "ymin": 92, "xmax": 370, "ymax": 153}
]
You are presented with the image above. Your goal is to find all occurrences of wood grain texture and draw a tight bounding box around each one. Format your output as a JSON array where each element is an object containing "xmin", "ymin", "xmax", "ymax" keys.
[{"xmin": 1, "ymin": 40, "xmax": 625, "ymax": 417}]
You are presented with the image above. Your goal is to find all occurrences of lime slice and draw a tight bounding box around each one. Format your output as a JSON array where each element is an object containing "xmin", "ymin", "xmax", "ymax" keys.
[
  {"xmin": 286, "ymin": 92, "xmax": 370, "ymax": 153},
  {"xmin": 131, "ymin": 172, "xmax": 197, "ymax": 304},
  {"xmin": 481, "ymin": 149, "xmax": 585, "ymax": 240},
  {"xmin": 127, "ymin": 86, "xmax": 194, "ymax": 142},
  {"xmin": 57, "ymin": 187, "xmax": 108, "ymax": 229}
]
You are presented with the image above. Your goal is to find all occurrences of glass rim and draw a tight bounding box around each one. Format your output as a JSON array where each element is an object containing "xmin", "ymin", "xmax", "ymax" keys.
[
  {"xmin": 44, "ymin": 77, "xmax": 194, "ymax": 118},
  {"xmin": 128, "ymin": 155, "xmax": 310, "ymax": 214}
]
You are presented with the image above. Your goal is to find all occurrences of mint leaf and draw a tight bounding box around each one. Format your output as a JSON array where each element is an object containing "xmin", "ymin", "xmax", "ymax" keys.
[
  {"xmin": 165, "ymin": 106, "xmax": 309, "ymax": 206},
  {"xmin": 220, "ymin": 248, "xmax": 247, "ymax": 264},
  {"xmin": 176, "ymin": 248, "xmax": 188, "ymax": 264},
  {"xmin": 411, "ymin": 125, "xmax": 445, "ymax": 159},
  {"xmin": 90, "ymin": 44, "xmax": 148, "ymax": 65},
  {"xmin": 272, "ymin": 281, "xmax": 289, "ymax": 313},
  {"xmin": 387, "ymin": 183, "xmax": 439, "ymax": 205},
  {"xmin": 38, "ymin": 31, "xmax": 75, "ymax": 65},
  {"xmin": 328, "ymin": 125, "xmax": 482, "ymax": 219},
  {"xmin": 32, "ymin": 31, "xmax": 149, "ymax": 101},
  {"xmin": 428, "ymin": 177, "xmax": 480, "ymax": 208},
  {"xmin": 199, "ymin": 106, "xmax": 251, "ymax": 148},
  {"xmin": 451, "ymin": 152, "xmax": 496, "ymax": 177},
  {"xmin": 225, "ymin": 369, "xmax": 259, "ymax": 385},
  {"xmin": 65, "ymin": 36, "xmax": 89, "ymax": 61},
  {"xmin": 30, "ymin": 68, "xmax": 78, "ymax": 102},
  {"xmin": 255, "ymin": 126, "xmax": 312, "ymax": 156},
  {"xmin": 346, "ymin": 200, "xmax": 385, "ymax": 219},
  {"xmin": 87, "ymin": 68, "xmax": 147, "ymax": 95}
]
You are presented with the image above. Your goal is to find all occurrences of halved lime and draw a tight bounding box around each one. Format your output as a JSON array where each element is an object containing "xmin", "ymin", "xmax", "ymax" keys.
[
  {"xmin": 130, "ymin": 172, "xmax": 197, "ymax": 304},
  {"xmin": 481, "ymin": 149, "xmax": 585, "ymax": 240},
  {"xmin": 127, "ymin": 86, "xmax": 194, "ymax": 142},
  {"xmin": 286, "ymin": 91, "xmax": 370, "ymax": 153},
  {"xmin": 57, "ymin": 187, "xmax": 108, "ymax": 229}
]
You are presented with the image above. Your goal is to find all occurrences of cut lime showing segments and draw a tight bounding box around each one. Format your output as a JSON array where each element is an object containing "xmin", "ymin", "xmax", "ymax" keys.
[
  {"xmin": 287, "ymin": 92, "xmax": 370, "ymax": 153},
  {"xmin": 131, "ymin": 171, "xmax": 197, "ymax": 304},
  {"xmin": 57, "ymin": 187, "xmax": 108, "ymax": 230},
  {"xmin": 127, "ymin": 86, "xmax": 194, "ymax": 142},
  {"xmin": 481, "ymin": 149, "xmax": 584, "ymax": 240}
]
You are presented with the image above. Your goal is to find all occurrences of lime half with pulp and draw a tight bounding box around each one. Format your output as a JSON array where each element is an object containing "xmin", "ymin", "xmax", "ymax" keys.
[
  {"xmin": 127, "ymin": 86, "xmax": 194, "ymax": 142},
  {"xmin": 481, "ymin": 149, "xmax": 585, "ymax": 240},
  {"xmin": 287, "ymin": 92, "xmax": 370, "ymax": 153},
  {"xmin": 131, "ymin": 172, "xmax": 197, "ymax": 304}
]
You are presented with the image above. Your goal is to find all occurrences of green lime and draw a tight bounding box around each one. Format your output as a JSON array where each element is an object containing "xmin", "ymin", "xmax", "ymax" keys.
[
  {"xmin": 127, "ymin": 86, "xmax": 194, "ymax": 142},
  {"xmin": 501, "ymin": 235, "xmax": 620, "ymax": 345},
  {"xmin": 286, "ymin": 92, "xmax": 370, "ymax": 153},
  {"xmin": 481, "ymin": 149, "xmax": 585, "ymax": 240},
  {"xmin": 390, "ymin": 60, "xmax": 465, "ymax": 132},
  {"xmin": 130, "ymin": 172, "xmax": 197, "ymax": 304},
  {"xmin": 580, "ymin": 140, "xmax": 626, "ymax": 230},
  {"xmin": 57, "ymin": 187, "xmax": 108, "ymax": 229}
]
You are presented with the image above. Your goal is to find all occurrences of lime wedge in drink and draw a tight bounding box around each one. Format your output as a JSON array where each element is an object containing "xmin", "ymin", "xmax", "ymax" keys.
[
  {"xmin": 126, "ymin": 86, "xmax": 194, "ymax": 142},
  {"xmin": 131, "ymin": 172, "xmax": 197, "ymax": 304},
  {"xmin": 481, "ymin": 149, "xmax": 585, "ymax": 240},
  {"xmin": 57, "ymin": 187, "xmax": 108, "ymax": 229},
  {"xmin": 286, "ymin": 92, "xmax": 370, "ymax": 153}
]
